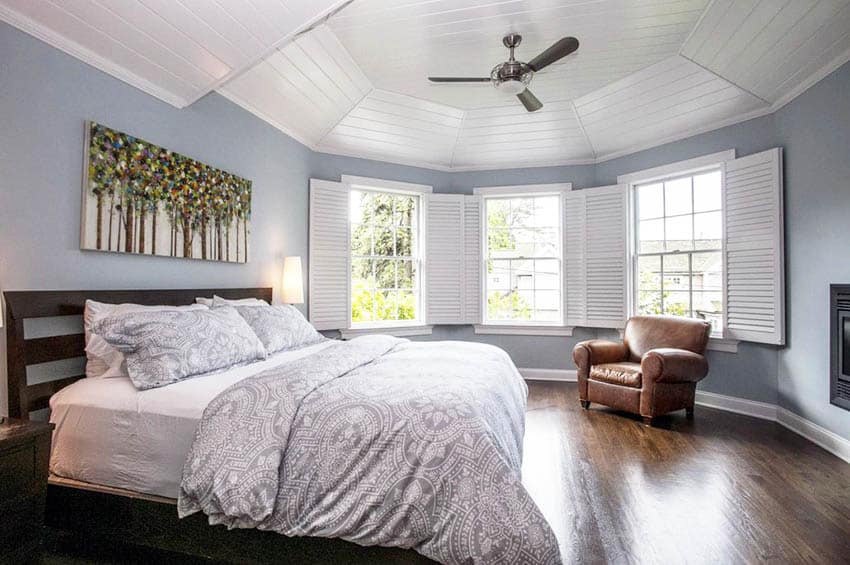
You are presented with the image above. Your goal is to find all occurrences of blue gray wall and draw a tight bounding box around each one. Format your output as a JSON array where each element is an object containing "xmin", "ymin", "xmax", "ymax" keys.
[{"xmin": 1, "ymin": 21, "xmax": 848, "ymax": 440}]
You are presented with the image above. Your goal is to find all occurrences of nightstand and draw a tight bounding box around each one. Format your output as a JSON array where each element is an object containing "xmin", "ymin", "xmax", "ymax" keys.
[{"xmin": 0, "ymin": 417, "xmax": 54, "ymax": 563}]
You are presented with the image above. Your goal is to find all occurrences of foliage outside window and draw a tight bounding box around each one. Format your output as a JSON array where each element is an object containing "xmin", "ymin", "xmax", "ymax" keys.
[
  {"xmin": 635, "ymin": 170, "xmax": 724, "ymax": 333},
  {"xmin": 350, "ymin": 190, "xmax": 420, "ymax": 325},
  {"xmin": 485, "ymin": 195, "xmax": 562, "ymax": 324}
]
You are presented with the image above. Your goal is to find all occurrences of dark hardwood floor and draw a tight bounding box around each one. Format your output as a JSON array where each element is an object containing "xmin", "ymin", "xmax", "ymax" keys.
[
  {"xmin": 524, "ymin": 382, "xmax": 850, "ymax": 564},
  {"xmin": 44, "ymin": 381, "xmax": 850, "ymax": 564}
]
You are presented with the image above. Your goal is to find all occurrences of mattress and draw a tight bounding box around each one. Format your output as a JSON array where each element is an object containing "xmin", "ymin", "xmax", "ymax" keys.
[{"xmin": 48, "ymin": 340, "xmax": 335, "ymax": 499}]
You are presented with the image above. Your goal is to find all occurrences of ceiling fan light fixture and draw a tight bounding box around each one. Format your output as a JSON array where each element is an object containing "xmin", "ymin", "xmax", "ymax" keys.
[{"xmin": 491, "ymin": 64, "xmax": 533, "ymax": 94}]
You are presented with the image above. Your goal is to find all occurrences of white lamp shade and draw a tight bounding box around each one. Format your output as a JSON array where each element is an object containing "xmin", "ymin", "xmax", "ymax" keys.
[{"xmin": 281, "ymin": 256, "xmax": 304, "ymax": 304}]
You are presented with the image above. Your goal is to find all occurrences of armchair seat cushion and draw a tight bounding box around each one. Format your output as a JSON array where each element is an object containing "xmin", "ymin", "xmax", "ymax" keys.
[{"xmin": 590, "ymin": 362, "xmax": 642, "ymax": 388}]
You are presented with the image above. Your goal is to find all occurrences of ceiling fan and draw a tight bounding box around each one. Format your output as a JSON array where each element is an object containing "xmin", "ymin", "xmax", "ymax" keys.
[{"xmin": 428, "ymin": 33, "xmax": 579, "ymax": 112}]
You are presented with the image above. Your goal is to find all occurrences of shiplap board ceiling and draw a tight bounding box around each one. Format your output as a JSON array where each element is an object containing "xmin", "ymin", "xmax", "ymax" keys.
[{"xmin": 2, "ymin": 0, "xmax": 850, "ymax": 170}]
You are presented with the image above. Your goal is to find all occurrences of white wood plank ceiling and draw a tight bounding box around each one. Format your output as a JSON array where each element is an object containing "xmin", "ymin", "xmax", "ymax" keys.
[{"xmin": 3, "ymin": 0, "xmax": 849, "ymax": 170}]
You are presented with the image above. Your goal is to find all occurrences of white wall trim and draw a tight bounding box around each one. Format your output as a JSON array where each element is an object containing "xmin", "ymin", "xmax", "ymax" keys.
[
  {"xmin": 473, "ymin": 183, "xmax": 573, "ymax": 196},
  {"xmin": 340, "ymin": 325, "xmax": 433, "ymax": 339},
  {"xmin": 617, "ymin": 150, "xmax": 736, "ymax": 185},
  {"xmin": 519, "ymin": 368, "xmax": 577, "ymax": 382},
  {"xmin": 694, "ymin": 390, "xmax": 777, "ymax": 420},
  {"xmin": 0, "ymin": 4, "xmax": 190, "ymax": 109},
  {"xmin": 475, "ymin": 325, "xmax": 574, "ymax": 336},
  {"xmin": 776, "ymin": 408, "xmax": 850, "ymax": 465},
  {"xmin": 341, "ymin": 175, "xmax": 433, "ymax": 194}
]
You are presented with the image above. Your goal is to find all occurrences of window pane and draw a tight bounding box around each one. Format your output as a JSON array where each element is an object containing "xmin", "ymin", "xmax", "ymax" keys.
[
  {"xmin": 350, "ymin": 191, "xmax": 372, "ymax": 224},
  {"xmin": 397, "ymin": 260, "xmax": 415, "ymax": 289},
  {"xmin": 351, "ymin": 258, "xmax": 372, "ymax": 285},
  {"xmin": 535, "ymin": 290, "xmax": 560, "ymax": 311},
  {"xmin": 662, "ymin": 254, "xmax": 690, "ymax": 291},
  {"xmin": 373, "ymin": 227, "xmax": 395, "ymax": 256},
  {"xmin": 692, "ymin": 252, "xmax": 722, "ymax": 291},
  {"xmin": 516, "ymin": 291, "xmax": 535, "ymax": 320},
  {"xmin": 375, "ymin": 290, "xmax": 396, "ymax": 320},
  {"xmin": 372, "ymin": 194, "xmax": 394, "ymax": 225},
  {"xmin": 665, "ymin": 291, "xmax": 691, "ymax": 316},
  {"xmin": 694, "ymin": 211, "xmax": 721, "ymax": 249},
  {"xmin": 374, "ymin": 259, "xmax": 396, "ymax": 289},
  {"xmin": 535, "ymin": 259, "xmax": 560, "ymax": 289},
  {"xmin": 488, "ymin": 259, "xmax": 511, "ymax": 290},
  {"xmin": 511, "ymin": 198, "xmax": 535, "ymax": 227},
  {"xmin": 665, "ymin": 215, "xmax": 693, "ymax": 251},
  {"xmin": 487, "ymin": 199, "xmax": 510, "ymax": 227},
  {"xmin": 639, "ymin": 290, "xmax": 663, "ymax": 315},
  {"xmin": 534, "ymin": 196, "xmax": 560, "ymax": 227},
  {"xmin": 352, "ymin": 287, "xmax": 375, "ymax": 322},
  {"xmin": 512, "ymin": 259, "xmax": 534, "ymax": 290},
  {"xmin": 639, "ymin": 219, "xmax": 664, "ymax": 253},
  {"xmin": 638, "ymin": 183, "xmax": 664, "ymax": 219},
  {"xmin": 397, "ymin": 291, "xmax": 416, "ymax": 320},
  {"xmin": 534, "ymin": 228, "xmax": 559, "ymax": 257},
  {"xmin": 638, "ymin": 255, "xmax": 661, "ymax": 290},
  {"xmin": 665, "ymin": 177, "xmax": 692, "ymax": 216},
  {"xmin": 396, "ymin": 226, "xmax": 413, "ymax": 256},
  {"xmin": 488, "ymin": 228, "xmax": 514, "ymax": 255},
  {"xmin": 693, "ymin": 171, "xmax": 721, "ymax": 212},
  {"xmin": 693, "ymin": 291, "xmax": 723, "ymax": 334},
  {"xmin": 351, "ymin": 224, "xmax": 372, "ymax": 256},
  {"xmin": 512, "ymin": 228, "xmax": 536, "ymax": 257},
  {"xmin": 394, "ymin": 195, "xmax": 415, "ymax": 226}
]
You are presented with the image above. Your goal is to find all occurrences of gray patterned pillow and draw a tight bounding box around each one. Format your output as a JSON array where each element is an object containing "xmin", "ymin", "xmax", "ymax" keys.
[
  {"xmin": 93, "ymin": 306, "xmax": 267, "ymax": 390},
  {"xmin": 234, "ymin": 304, "xmax": 325, "ymax": 354}
]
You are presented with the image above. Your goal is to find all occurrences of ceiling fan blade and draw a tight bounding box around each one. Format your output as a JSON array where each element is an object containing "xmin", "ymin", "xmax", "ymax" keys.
[
  {"xmin": 528, "ymin": 37, "xmax": 579, "ymax": 72},
  {"xmin": 428, "ymin": 77, "xmax": 491, "ymax": 83},
  {"xmin": 517, "ymin": 89, "xmax": 543, "ymax": 112}
]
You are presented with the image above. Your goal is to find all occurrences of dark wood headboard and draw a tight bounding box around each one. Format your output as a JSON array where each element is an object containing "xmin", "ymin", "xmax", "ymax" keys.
[{"xmin": 4, "ymin": 288, "xmax": 273, "ymax": 419}]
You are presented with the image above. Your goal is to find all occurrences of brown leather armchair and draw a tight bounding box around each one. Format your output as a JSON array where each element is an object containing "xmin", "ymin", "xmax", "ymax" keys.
[{"xmin": 573, "ymin": 316, "xmax": 711, "ymax": 425}]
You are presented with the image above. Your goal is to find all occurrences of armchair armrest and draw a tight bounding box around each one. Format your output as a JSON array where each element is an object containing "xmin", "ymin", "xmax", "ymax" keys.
[
  {"xmin": 641, "ymin": 348, "xmax": 708, "ymax": 383},
  {"xmin": 573, "ymin": 340, "xmax": 629, "ymax": 369}
]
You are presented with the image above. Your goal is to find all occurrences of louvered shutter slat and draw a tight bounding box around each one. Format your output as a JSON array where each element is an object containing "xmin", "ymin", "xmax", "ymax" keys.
[
  {"xmin": 723, "ymin": 148, "xmax": 784, "ymax": 345},
  {"xmin": 463, "ymin": 196, "xmax": 482, "ymax": 324},
  {"xmin": 309, "ymin": 179, "xmax": 350, "ymax": 330},
  {"xmin": 564, "ymin": 185, "xmax": 627, "ymax": 328},
  {"xmin": 426, "ymin": 195, "xmax": 464, "ymax": 324}
]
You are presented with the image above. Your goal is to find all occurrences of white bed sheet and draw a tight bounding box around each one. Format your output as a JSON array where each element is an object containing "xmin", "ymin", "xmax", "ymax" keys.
[{"xmin": 49, "ymin": 340, "xmax": 335, "ymax": 499}]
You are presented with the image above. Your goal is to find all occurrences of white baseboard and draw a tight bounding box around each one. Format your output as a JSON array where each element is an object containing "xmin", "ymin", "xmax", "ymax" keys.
[
  {"xmin": 694, "ymin": 390, "xmax": 777, "ymax": 421},
  {"xmin": 519, "ymin": 368, "xmax": 577, "ymax": 382},
  {"xmin": 776, "ymin": 408, "xmax": 850, "ymax": 465},
  {"xmin": 521, "ymin": 369, "xmax": 849, "ymax": 465}
]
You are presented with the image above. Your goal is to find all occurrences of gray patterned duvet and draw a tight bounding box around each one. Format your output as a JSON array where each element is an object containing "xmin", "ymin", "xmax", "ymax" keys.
[{"xmin": 178, "ymin": 335, "xmax": 561, "ymax": 564}]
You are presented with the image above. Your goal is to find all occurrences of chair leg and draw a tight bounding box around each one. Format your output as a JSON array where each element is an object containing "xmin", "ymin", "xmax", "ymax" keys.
[
  {"xmin": 642, "ymin": 416, "xmax": 655, "ymax": 427},
  {"xmin": 686, "ymin": 406, "xmax": 695, "ymax": 420},
  {"xmin": 580, "ymin": 400, "xmax": 590, "ymax": 409}
]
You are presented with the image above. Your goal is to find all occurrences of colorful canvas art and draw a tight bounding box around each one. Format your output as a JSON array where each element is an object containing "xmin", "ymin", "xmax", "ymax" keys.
[{"xmin": 81, "ymin": 122, "xmax": 251, "ymax": 262}]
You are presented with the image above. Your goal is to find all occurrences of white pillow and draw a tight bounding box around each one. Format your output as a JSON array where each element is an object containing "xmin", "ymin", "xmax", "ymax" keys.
[
  {"xmin": 196, "ymin": 296, "xmax": 268, "ymax": 307},
  {"xmin": 84, "ymin": 300, "xmax": 207, "ymax": 378}
]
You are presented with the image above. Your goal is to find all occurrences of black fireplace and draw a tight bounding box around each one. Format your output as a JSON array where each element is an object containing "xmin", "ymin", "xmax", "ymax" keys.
[{"xmin": 830, "ymin": 285, "xmax": 850, "ymax": 411}]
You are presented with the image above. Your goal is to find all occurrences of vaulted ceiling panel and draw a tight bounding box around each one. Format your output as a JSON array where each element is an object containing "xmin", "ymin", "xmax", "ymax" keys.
[
  {"xmin": 219, "ymin": 25, "xmax": 371, "ymax": 146},
  {"xmin": 681, "ymin": 0, "xmax": 850, "ymax": 104},
  {"xmin": 574, "ymin": 55, "xmax": 769, "ymax": 157},
  {"xmin": 327, "ymin": 0, "xmax": 709, "ymax": 109},
  {"xmin": 0, "ymin": 0, "xmax": 347, "ymax": 107},
  {"xmin": 316, "ymin": 90, "xmax": 463, "ymax": 167}
]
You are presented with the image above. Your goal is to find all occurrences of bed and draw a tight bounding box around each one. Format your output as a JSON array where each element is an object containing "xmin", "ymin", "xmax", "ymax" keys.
[{"xmin": 4, "ymin": 288, "xmax": 559, "ymax": 564}]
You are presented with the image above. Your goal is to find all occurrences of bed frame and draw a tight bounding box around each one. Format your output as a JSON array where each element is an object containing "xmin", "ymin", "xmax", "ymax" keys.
[{"xmin": 4, "ymin": 288, "xmax": 432, "ymax": 564}]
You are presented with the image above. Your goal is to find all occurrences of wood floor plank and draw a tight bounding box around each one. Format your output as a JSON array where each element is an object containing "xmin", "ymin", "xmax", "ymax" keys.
[{"xmin": 522, "ymin": 382, "xmax": 850, "ymax": 565}]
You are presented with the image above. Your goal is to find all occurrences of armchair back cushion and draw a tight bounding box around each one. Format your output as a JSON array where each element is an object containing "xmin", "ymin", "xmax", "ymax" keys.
[{"xmin": 624, "ymin": 316, "xmax": 711, "ymax": 361}]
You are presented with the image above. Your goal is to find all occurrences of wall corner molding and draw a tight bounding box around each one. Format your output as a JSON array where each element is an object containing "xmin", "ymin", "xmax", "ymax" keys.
[{"xmin": 776, "ymin": 408, "xmax": 850, "ymax": 465}]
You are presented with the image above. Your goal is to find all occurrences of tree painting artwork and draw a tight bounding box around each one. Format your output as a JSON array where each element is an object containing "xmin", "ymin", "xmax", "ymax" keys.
[{"xmin": 81, "ymin": 122, "xmax": 252, "ymax": 263}]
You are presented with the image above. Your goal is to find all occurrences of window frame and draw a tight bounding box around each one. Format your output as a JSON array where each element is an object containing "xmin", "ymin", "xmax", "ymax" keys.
[
  {"xmin": 474, "ymin": 183, "xmax": 572, "ymax": 329},
  {"xmin": 343, "ymin": 175, "xmax": 432, "ymax": 331},
  {"xmin": 619, "ymin": 151, "xmax": 735, "ymax": 343}
]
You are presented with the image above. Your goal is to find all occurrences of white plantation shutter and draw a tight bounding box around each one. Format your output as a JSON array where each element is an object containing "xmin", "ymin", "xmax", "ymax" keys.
[
  {"xmin": 425, "ymin": 194, "xmax": 464, "ymax": 324},
  {"xmin": 564, "ymin": 185, "xmax": 628, "ymax": 328},
  {"xmin": 463, "ymin": 196, "xmax": 483, "ymax": 324},
  {"xmin": 308, "ymin": 179, "xmax": 350, "ymax": 330},
  {"xmin": 723, "ymin": 148, "xmax": 784, "ymax": 345}
]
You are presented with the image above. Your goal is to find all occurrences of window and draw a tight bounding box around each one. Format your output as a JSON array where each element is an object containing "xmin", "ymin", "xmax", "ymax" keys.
[
  {"xmin": 635, "ymin": 169, "xmax": 723, "ymax": 333},
  {"xmin": 350, "ymin": 189, "xmax": 422, "ymax": 326},
  {"xmin": 484, "ymin": 194, "xmax": 562, "ymax": 324}
]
